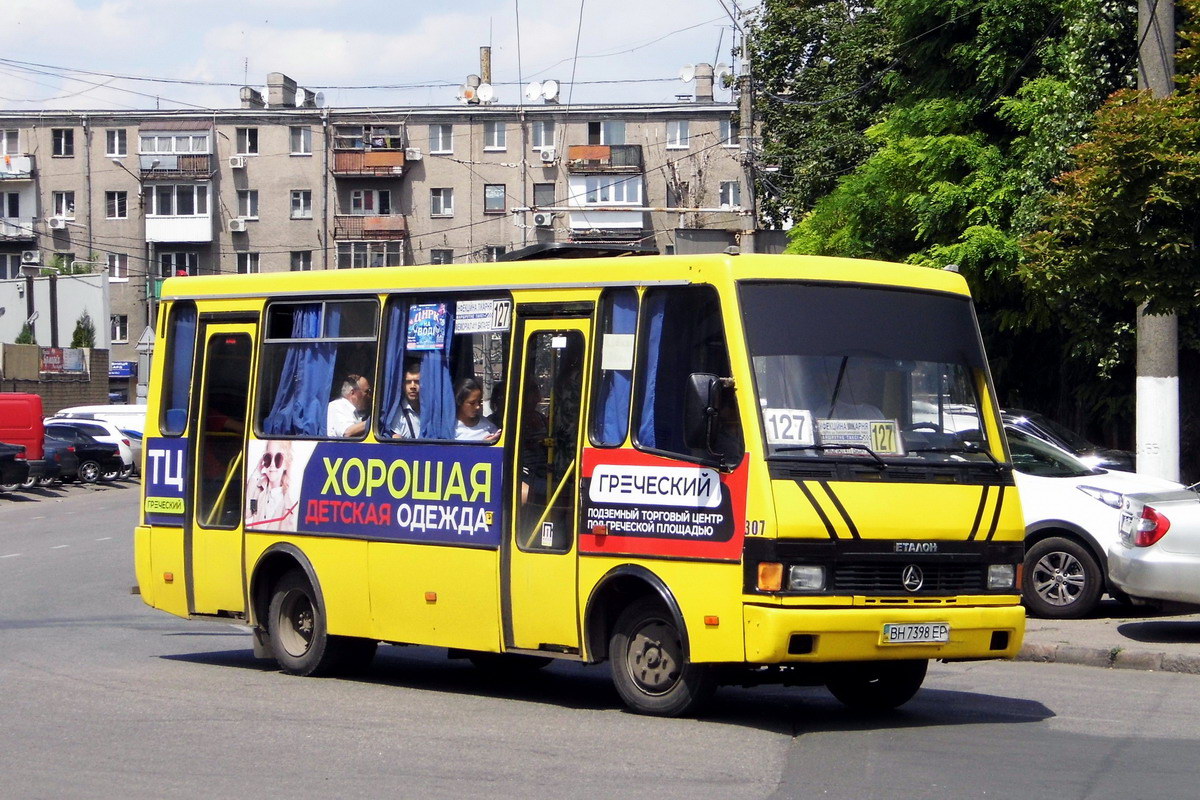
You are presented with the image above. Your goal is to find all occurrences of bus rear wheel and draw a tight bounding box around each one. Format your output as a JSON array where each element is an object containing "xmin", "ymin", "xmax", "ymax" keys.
[
  {"xmin": 826, "ymin": 659, "xmax": 928, "ymax": 711},
  {"xmin": 609, "ymin": 598, "xmax": 715, "ymax": 717},
  {"xmin": 267, "ymin": 570, "xmax": 376, "ymax": 676}
]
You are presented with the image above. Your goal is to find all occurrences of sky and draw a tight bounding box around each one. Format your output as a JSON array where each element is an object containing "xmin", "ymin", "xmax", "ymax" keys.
[{"xmin": 0, "ymin": 0, "xmax": 757, "ymax": 112}]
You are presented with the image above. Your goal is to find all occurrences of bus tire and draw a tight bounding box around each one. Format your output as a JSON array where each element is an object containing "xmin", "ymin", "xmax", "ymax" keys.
[
  {"xmin": 267, "ymin": 569, "xmax": 345, "ymax": 677},
  {"xmin": 826, "ymin": 659, "xmax": 928, "ymax": 711},
  {"xmin": 609, "ymin": 597, "xmax": 715, "ymax": 717}
]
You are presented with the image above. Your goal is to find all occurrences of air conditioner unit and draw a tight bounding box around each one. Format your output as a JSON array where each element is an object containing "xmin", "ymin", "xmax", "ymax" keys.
[
  {"xmin": 533, "ymin": 212, "xmax": 554, "ymax": 228},
  {"xmin": 404, "ymin": 147, "xmax": 423, "ymax": 161},
  {"xmin": 229, "ymin": 155, "xmax": 247, "ymax": 169},
  {"xmin": 228, "ymin": 218, "xmax": 248, "ymax": 233},
  {"xmin": 47, "ymin": 216, "xmax": 67, "ymax": 230},
  {"xmin": 539, "ymin": 146, "xmax": 557, "ymax": 163},
  {"xmin": 21, "ymin": 250, "xmax": 39, "ymax": 265}
]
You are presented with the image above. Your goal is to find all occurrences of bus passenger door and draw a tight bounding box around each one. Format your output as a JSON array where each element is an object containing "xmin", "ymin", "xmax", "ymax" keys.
[
  {"xmin": 186, "ymin": 322, "xmax": 256, "ymax": 616},
  {"xmin": 504, "ymin": 315, "xmax": 591, "ymax": 653}
]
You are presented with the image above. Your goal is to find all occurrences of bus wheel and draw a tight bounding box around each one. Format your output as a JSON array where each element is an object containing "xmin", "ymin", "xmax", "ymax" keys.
[
  {"xmin": 609, "ymin": 598, "xmax": 715, "ymax": 717},
  {"xmin": 826, "ymin": 659, "xmax": 928, "ymax": 711},
  {"xmin": 268, "ymin": 570, "xmax": 345, "ymax": 676}
]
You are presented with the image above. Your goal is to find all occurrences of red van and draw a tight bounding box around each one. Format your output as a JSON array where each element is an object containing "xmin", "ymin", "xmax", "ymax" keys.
[{"xmin": 0, "ymin": 393, "xmax": 46, "ymax": 487}]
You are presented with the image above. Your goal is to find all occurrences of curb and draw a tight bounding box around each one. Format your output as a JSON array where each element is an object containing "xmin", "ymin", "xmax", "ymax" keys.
[{"xmin": 1018, "ymin": 643, "xmax": 1200, "ymax": 674}]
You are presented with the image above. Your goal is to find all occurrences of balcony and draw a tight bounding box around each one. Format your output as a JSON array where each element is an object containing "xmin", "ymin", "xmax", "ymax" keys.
[
  {"xmin": 333, "ymin": 215, "xmax": 408, "ymax": 240},
  {"xmin": 146, "ymin": 215, "xmax": 213, "ymax": 244},
  {"xmin": 140, "ymin": 154, "xmax": 213, "ymax": 179},
  {"xmin": 0, "ymin": 155, "xmax": 33, "ymax": 180},
  {"xmin": 0, "ymin": 217, "xmax": 35, "ymax": 240},
  {"xmin": 566, "ymin": 145, "xmax": 644, "ymax": 174},
  {"xmin": 332, "ymin": 150, "xmax": 407, "ymax": 177}
]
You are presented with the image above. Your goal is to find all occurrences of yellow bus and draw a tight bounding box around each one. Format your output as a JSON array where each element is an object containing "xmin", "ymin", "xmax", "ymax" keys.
[{"xmin": 135, "ymin": 252, "xmax": 1024, "ymax": 716}]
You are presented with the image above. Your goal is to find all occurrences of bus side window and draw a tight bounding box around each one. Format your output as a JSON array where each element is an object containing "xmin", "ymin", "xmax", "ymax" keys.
[
  {"xmin": 160, "ymin": 301, "xmax": 197, "ymax": 436},
  {"xmin": 590, "ymin": 288, "xmax": 638, "ymax": 447},
  {"xmin": 376, "ymin": 296, "xmax": 510, "ymax": 442},
  {"xmin": 257, "ymin": 300, "xmax": 378, "ymax": 438},
  {"xmin": 635, "ymin": 285, "xmax": 742, "ymax": 462}
]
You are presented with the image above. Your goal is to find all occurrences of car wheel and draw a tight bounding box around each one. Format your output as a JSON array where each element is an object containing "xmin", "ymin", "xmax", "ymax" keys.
[
  {"xmin": 609, "ymin": 597, "xmax": 715, "ymax": 717},
  {"xmin": 826, "ymin": 659, "xmax": 928, "ymax": 711},
  {"xmin": 267, "ymin": 570, "xmax": 371, "ymax": 676},
  {"xmin": 1023, "ymin": 536, "xmax": 1103, "ymax": 619},
  {"xmin": 37, "ymin": 475, "xmax": 56, "ymax": 488},
  {"xmin": 120, "ymin": 464, "xmax": 134, "ymax": 479},
  {"xmin": 20, "ymin": 475, "xmax": 38, "ymax": 490},
  {"xmin": 0, "ymin": 482, "xmax": 19, "ymax": 493},
  {"xmin": 78, "ymin": 460, "xmax": 101, "ymax": 484}
]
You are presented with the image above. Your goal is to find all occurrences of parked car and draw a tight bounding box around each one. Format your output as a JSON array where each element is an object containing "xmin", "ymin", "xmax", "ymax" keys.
[
  {"xmin": 1008, "ymin": 426, "xmax": 1180, "ymax": 618},
  {"xmin": 51, "ymin": 404, "xmax": 148, "ymax": 435},
  {"xmin": 44, "ymin": 432, "xmax": 122, "ymax": 484},
  {"xmin": 43, "ymin": 419, "xmax": 134, "ymax": 480},
  {"xmin": 0, "ymin": 442, "xmax": 31, "ymax": 493},
  {"xmin": 1005, "ymin": 408, "xmax": 1135, "ymax": 472},
  {"xmin": 119, "ymin": 428, "xmax": 143, "ymax": 477},
  {"xmin": 1109, "ymin": 488, "xmax": 1200, "ymax": 607},
  {"xmin": 0, "ymin": 393, "xmax": 47, "ymax": 486},
  {"xmin": 39, "ymin": 436, "xmax": 80, "ymax": 486}
]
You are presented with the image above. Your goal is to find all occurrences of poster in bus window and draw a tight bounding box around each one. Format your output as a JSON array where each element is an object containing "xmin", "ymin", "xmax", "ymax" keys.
[{"xmin": 407, "ymin": 303, "xmax": 448, "ymax": 350}]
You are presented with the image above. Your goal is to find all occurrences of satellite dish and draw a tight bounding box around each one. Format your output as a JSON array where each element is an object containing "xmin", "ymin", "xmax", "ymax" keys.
[
  {"xmin": 541, "ymin": 79, "xmax": 559, "ymax": 101},
  {"xmin": 525, "ymin": 81, "xmax": 542, "ymax": 101},
  {"xmin": 679, "ymin": 64, "xmax": 696, "ymax": 83},
  {"xmin": 477, "ymin": 83, "xmax": 495, "ymax": 103},
  {"xmin": 460, "ymin": 85, "xmax": 477, "ymax": 103},
  {"xmin": 314, "ymin": 91, "xmax": 326, "ymax": 108}
]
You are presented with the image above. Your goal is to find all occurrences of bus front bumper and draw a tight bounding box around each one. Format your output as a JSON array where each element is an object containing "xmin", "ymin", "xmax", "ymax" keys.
[{"xmin": 743, "ymin": 602, "xmax": 1025, "ymax": 663}]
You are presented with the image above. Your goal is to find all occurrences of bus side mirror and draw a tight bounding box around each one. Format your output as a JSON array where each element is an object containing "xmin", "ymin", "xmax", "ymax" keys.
[{"xmin": 684, "ymin": 373, "xmax": 720, "ymax": 453}]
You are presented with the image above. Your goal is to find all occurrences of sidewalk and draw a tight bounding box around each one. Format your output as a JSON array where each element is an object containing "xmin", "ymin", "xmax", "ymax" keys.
[{"xmin": 1019, "ymin": 599, "xmax": 1200, "ymax": 674}]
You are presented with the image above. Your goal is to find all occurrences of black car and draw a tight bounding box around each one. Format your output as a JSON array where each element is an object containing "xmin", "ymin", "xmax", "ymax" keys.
[
  {"xmin": 44, "ymin": 432, "xmax": 122, "ymax": 484},
  {"xmin": 1003, "ymin": 409, "xmax": 1136, "ymax": 472},
  {"xmin": 0, "ymin": 442, "xmax": 31, "ymax": 493},
  {"xmin": 39, "ymin": 436, "xmax": 81, "ymax": 486}
]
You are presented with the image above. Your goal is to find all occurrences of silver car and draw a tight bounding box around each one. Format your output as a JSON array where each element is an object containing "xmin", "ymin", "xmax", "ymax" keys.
[{"xmin": 1110, "ymin": 489, "xmax": 1200, "ymax": 606}]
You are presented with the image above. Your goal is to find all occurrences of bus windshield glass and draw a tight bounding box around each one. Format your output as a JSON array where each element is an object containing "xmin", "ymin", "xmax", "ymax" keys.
[{"xmin": 740, "ymin": 281, "xmax": 995, "ymax": 463}]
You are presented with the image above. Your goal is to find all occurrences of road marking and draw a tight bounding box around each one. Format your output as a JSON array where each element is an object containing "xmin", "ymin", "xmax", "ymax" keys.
[
  {"xmin": 1, "ymin": 553, "xmax": 21, "ymax": 559},
  {"xmin": 31, "ymin": 515, "xmax": 45, "ymax": 520},
  {"xmin": 95, "ymin": 537, "xmax": 113, "ymax": 541},
  {"xmin": 50, "ymin": 545, "xmax": 69, "ymax": 550}
]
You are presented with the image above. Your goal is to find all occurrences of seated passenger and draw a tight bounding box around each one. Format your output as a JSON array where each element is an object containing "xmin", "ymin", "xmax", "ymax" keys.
[
  {"xmin": 454, "ymin": 377, "xmax": 500, "ymax": 442},
  {"xmin": 386, "ymin": 358, "xmax": 422, "ymax": 439},
  {"xmin": 327, "ymin": 374, "xmax": 371, "ymax": 437}
]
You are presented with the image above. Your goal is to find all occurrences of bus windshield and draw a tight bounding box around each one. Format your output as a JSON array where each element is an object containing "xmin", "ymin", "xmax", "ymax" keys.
[{"xmin": 739, "ymin": 281, "xmax": 996, "ymax": 464}]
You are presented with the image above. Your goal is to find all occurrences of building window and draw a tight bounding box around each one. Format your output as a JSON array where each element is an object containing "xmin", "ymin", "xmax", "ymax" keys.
[
  {"xmin": 160, "ymin": 251, "xmax": 199, "ymax": 277},
  {"xmin": 290, "ymin": 251, "xmax": 312, "ymax": 271},
  {"xmin": 531, "ymin": 120, "xmax": 555, "ymax": 149},
  {"xmin": 52, "ymin": 129, "xmax": 74, "ymax": 157},
  {"xmin": 140, "ymin": 133, "xmax": 210, "ymax": 154},
  {"xmin": 289, "ymin": 126, "xmax": 312, "ymax": 155},
  {"xmin": 1, "ymin": 253, "xmax": 20, "ymax": 280},
  {"xmin": 107, "ymin": 253, "xmax": 128, "ymax": 281},
  {"xmin": 583, "ymin": 176, "xmax": 641, "ymax": 205},
  {"xmin": 147, "ymin": 184, "xmax": 208, "ymax": 216},
  {"xmin": 484, "ymin": 184, "xmax": 506, "ymax": 213},
  {"xmin": 337, "ymin": 241, "xmax": 402, "ymax": 268},
  {"xmin": 1, "ymin": 129, "xmax": 18, "ymax": 155},
  {"xmin": 486, "ymin": 246, "xmax": 506, "ymax": 262},
  {"xmin": 237, "ymin": 189, "xmax": 259, "ymax": 219},
  {"xmin": 429, "ymin": 124, "xmax": 452, "ymax": 154},
  {"xmin": 52, "ymin": 191, "xmax": 76, "ymax": 219},
  {"xmin": 105, "ymin": 191, "xmax": 128, "ymax": 219},
  {"xmin": 666, "ymin": 120, "xmax": 690, "ymax": 149},
  {"xmin": 106, "ymin": 129, "xmax": 127, "ymax": 157},
  {"xmin": 350, "ymin": 189, "xmax": 391, "ymax": 215},
  {"xmin": 291, "ymin": 190, "xmax": 312, "ymax": 219},
  {"xmin": 720, "ymin": 119, "xmax": 739, "ymax": 147},
  {"xmin": 430, "ymin": 249, "xmax": 453, "ymax": 265},
  {"xmin": 3, "ymin": 191, "xmax": 20, "ymax": 218},
  {"xmin": 111, "ymin": 314, "xmax": 129, "ymax": 344},
  {"xmin": 587, "ymin": 121, "xmax": 625, "ymax": 145},
  {"xmin": 237, "ymin": 252, "xmax": 260, "ymax": 274},
  {"xmin": 430, "ymin": 188, "xmax": 454, "ymax": 217},
  {"xmin": 484, "ymin": 121, "xmax": 506, "ymax": 150},
  {"xmin": 236, "ymin": 128, "xmax": 259, "ymax": 155},
  {"xmin": 533, "ymin": 182, "xmax": 556, "ymax": 208},
  {"xmin": 719, "ymin": 180, "xmax": 742, "ymax": 209}
]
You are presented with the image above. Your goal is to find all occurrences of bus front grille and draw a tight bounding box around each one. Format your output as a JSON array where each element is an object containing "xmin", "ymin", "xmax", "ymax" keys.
[{"xmin": 832, "ymin": 563, "xmax": 985, "ymax": 593}]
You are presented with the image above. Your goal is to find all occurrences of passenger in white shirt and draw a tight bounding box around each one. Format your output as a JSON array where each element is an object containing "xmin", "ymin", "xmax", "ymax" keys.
[
  {"xmin": 388, "ymin": 359, "xmax": 422, "ymax": 439},
  {"xmin": 453, "ymin": 377, "xmax": 500, "ymax": 442},
  {"xmin": 327, "ymin": 374, "xmax": 371, "ymax": 437}
]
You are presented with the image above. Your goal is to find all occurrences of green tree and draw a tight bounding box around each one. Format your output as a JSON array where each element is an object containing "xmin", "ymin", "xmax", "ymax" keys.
[
  {"xmin": 15, "ymin": 322, "xmax": 36, "ymax": 345},
  {"xmin": 70, "ymin": 311, "xmax": 96, "ymax": 348}
]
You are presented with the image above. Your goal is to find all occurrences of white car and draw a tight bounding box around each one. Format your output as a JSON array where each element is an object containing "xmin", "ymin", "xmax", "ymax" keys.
[
  {"xmin": 1109, "ymin": 489, "xmax": 1200, "ymax": 607},
  {"xmin": 44, "ymin": 418, "xmax": 135, "ymax": 480},
  {"xmin": 52, "ymin": 404, "xmax": 148, "ymax": 434},
  {"xmin": 1008, "ymin": 426, "xmax": 1182, "ymax": 618}
]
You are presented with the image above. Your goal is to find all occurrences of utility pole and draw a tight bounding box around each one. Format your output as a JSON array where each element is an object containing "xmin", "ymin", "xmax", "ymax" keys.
[
  {"xmin": 1135, "ymin": 0, "xmax": 1177, "ymax": 479},
  {"xmin": 737, "ymin": 63, "xmax": 756, "ymax": 254}
]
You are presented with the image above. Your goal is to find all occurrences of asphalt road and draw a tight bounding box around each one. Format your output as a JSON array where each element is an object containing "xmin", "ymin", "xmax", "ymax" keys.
[{"xmin": 3, "ymin": 484, "xmax": 1200, "ymax": 799}]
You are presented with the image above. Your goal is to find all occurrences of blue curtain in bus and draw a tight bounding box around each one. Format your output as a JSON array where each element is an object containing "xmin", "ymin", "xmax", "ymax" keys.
[
  {"xmin": 596, "ymin": 290, "xmax": 637, "ymax": 444},
  {"xmin": 164, "ymin": 303, "xmax": 196, "ymax": 434},
  {"xmin": 262, "ymin": 304, "xmax": 335, "ymax": 436},
  {"xmin": 379, "ymin": 302, "xmax": 407, "ymax": 437},
  {"xmin": 418, "ymin": 304, "xmax": 457, "ymax": 440},
  {"xmin": 637, "ymin": 292, "xmax": 666, "ymax": 448}
]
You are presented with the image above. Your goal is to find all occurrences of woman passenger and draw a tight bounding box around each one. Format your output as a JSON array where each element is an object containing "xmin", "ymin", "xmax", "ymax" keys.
[{"xmin": 454, "ymin": 377, "xmax": 500, "ymax": 442}]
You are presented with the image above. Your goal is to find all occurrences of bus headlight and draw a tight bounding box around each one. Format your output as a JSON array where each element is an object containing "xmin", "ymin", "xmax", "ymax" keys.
[
  {"xmin": 987, "ymin": 564, "xmax": 1015, "ymax": 590},
  {"xmin": 788, "ymin": 565, "xmax": 826, "ymax": 591}
]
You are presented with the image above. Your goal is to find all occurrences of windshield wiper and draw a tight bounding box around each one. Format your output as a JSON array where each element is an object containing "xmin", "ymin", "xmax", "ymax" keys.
[
  {"xmin": 773, "ymin": 443, "xmax": 888, "ymax": 470},
  {"xmin": 908, "ymin": 444, "xmax": 1008, "ymax": 472}
]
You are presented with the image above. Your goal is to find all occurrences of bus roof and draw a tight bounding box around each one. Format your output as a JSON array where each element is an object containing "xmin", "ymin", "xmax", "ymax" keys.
[{"xmin": 159, "ymin": 253, "xmax": 972, "ymax": 302}]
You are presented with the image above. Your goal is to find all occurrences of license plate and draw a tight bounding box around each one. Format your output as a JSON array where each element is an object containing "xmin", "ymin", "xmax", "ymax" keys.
[
  {"xmin": 1119, "ymin": 513, "xmax": 1134, "ymax": 544},
  {"xmin": 882, "ymin": 622, "xmax": 950, "ymax": 644}
]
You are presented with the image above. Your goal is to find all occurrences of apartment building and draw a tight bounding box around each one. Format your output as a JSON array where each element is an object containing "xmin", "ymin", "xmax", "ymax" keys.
[{"xmin": 0, "ymin": 71, "xmax": 746, "ymax": 363}]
